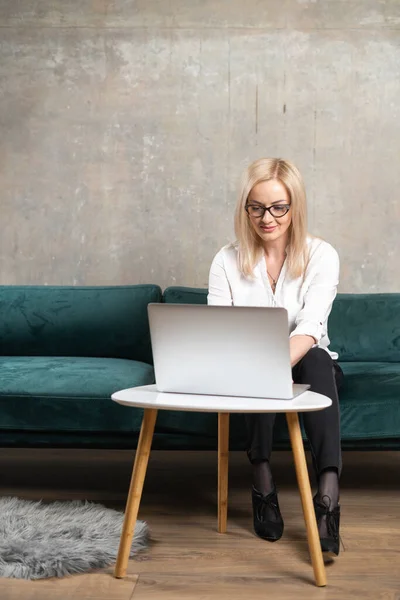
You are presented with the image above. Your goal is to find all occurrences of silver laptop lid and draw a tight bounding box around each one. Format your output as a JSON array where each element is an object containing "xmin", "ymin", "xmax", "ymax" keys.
[{"xmin": 148, "ymin": 304, "xmax": 294, "ymax": 399}]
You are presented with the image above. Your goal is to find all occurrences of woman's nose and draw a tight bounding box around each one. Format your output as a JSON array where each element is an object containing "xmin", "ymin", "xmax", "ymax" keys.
[{"xmin": 262, "ymin": 209, "xmax": 275, "ymax": 224}]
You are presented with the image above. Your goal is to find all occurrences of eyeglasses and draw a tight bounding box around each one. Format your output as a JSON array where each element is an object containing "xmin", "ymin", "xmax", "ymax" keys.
[{"xmin": 245, "ymin": 203, "xmax": 291, "ymax": 219}]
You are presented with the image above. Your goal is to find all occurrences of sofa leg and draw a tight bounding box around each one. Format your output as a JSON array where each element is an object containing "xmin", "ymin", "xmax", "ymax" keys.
[
  {"xmin": 218, "ymin": 412, "xmax": 229, "ymax": 534},
  {"xmin": 114, "ymin": 408, "xmax": 158, "ymax": 578}
]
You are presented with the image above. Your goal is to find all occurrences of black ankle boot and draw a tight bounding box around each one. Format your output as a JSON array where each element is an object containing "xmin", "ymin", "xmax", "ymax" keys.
[
  {"xmin": 252, "ymin": 486, "xmax": 284, "ymax": 542},
  {"xmin": 313, "ymin": 495, "xmax": 341, "ymax": 556}
]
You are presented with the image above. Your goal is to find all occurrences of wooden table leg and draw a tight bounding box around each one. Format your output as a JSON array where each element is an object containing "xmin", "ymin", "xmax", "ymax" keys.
[
  {"xmin": 114, "ymin": 408, "xmax": 158, "ymax": 579},
  {"xmin": 218, "ymin": 412, "xmax": 229, "ymax": 534},
  {"xmin": 286, "ymin": 412, "xmax": 327, "ymax": 587}
]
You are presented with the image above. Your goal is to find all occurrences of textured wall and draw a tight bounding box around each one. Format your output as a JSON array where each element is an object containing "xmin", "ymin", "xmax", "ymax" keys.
[{"xmin": 1, "ymin": 1, "xmax": 399, "ymax": 291}]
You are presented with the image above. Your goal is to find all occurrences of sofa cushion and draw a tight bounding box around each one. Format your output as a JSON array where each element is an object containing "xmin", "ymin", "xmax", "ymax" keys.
[
  {"xmin": 144, "ymin": 362, "xmax": 400, "ymax": 443},
  {"xmin": 337, "ymin": 361, "xmax": 400, "ymax": 438},
  {"xmin": 0, "ymin": 285, "xmax": 162, "ymax": 363},
  {"xmin": 0, "ymin": 356, "xmax": 154, "ymax": 432}
]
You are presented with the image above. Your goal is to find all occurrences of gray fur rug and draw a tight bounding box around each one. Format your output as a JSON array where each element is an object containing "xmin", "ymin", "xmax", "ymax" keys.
[{"xmin": 0, "ymin": 496, "xmax": 149, "ymax": 579}]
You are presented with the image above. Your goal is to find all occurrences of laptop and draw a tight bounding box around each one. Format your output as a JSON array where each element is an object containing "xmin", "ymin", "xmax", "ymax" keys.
[{"xmin": 147, "ymin": 303, "xmax": 309, "ymax": 400}]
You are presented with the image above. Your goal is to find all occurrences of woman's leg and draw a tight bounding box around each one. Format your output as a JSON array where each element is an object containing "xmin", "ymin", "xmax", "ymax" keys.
[
  {"xmin": 292, "ymin": 347, "xmax": 343, "ymax": 553},
  {"xmin": 246, "ymin": 413, "xmax": 276, "ymax": 494},
  {"xmin": 245, "ymin": 413, "xmax": 284, "ymax": 541},
  {"xmin": 292, "ymin": 347, "xmax": 342, "ymax": 484}
]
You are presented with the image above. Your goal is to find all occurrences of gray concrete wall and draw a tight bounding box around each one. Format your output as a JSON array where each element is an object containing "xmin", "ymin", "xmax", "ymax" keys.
[{"xmin": 1, "ymin": 1, "xmax": 399, "ymax": 291}]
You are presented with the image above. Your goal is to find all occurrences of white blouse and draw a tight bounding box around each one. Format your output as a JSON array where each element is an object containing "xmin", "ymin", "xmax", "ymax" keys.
[{"xmin": 207, "ymin": 236, "xmax": 340, "ymax": 360}]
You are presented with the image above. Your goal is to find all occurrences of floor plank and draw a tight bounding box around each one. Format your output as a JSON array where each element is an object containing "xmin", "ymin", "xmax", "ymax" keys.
[
  {"xmin": 0, "ymin": 449, "xmax": 399, "ymax": 599},
  {"xmin": 0, "ymin": 573, "xmax": 138, "ymax": 600}
]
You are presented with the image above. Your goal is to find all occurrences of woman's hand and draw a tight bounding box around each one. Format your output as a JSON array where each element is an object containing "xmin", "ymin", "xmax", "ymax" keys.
[{"xmin": 289, "ymin": 335, "xmax": 316, "ymax": 367}]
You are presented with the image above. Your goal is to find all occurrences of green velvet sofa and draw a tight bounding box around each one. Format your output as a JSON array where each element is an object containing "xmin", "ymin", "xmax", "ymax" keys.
[{"xmin": 0, "ymin": 285, "xmax": 399, "ymax": 450}]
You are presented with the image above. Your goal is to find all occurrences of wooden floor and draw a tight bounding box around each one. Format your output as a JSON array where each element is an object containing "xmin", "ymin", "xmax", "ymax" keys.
[{"xmin": 0, "ymin": 449, "xmax": 399, "ymax": 600}]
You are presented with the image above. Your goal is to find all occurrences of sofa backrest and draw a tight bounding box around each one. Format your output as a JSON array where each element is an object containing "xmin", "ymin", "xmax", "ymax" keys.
[
  {"xmin": 163, "ymin": 287, "xmax": 400, "ymax": 362},
  {"xmin": 0, "ymin": 285, "xmax": 162, "ymax": 363},
  {"xmin": 328, "ymin": 294, "xmax": 400, "ymax": 362},
  {"xmin": 163, "ymin": 287, "xmax": 208, "ymax": 306}
]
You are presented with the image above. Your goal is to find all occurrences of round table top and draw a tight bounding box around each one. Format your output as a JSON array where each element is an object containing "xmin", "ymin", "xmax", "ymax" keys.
[{"xmin": 112, "ymin": 384, "xmax": 331, "ymax": 414}]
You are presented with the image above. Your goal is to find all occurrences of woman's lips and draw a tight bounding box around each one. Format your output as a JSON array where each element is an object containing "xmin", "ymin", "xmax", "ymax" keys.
[{"xmin": 260, "ymin": 225, "xmax": 277, "ymax": 233}]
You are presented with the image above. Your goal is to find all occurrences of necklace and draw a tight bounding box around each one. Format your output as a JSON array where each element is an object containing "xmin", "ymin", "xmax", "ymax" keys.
[
  {"xmin": 266, "ymin": 261, "xmax": 285, "ymax": 294},
  {"xmin": 264, "ymin": 253, "xmax": 286, "ymax": 294},
  {"xmin": 267, "ymin": 270, "xmax": 278, "ymax": 292}
]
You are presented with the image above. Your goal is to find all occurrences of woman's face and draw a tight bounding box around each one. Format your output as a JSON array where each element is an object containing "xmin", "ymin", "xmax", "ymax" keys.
[{"xmin": 246, "ymin": 179, "xmax": 292, "ymax": 245}]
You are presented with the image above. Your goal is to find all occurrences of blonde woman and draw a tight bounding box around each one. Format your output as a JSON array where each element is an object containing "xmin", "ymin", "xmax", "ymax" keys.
[{"xmin": 207, "ymin": 158, "xmax": 343, "ymax": 556}]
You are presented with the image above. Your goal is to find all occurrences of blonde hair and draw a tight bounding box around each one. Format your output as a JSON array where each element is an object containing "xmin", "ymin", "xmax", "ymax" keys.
[{"xmin": 234, "ymin": 158, "xmax": 309, "ymax": 279}]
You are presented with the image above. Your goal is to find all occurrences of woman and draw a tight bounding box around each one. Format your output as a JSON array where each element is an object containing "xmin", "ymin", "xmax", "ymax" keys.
[{"xmin": 207, "ymin": 158, "xmax": 343, "ymax": 556}]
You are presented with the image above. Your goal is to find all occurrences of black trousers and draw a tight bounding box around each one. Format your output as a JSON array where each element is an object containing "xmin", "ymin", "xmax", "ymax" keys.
[{"xmin": 246, "ymin": 347, "xmax": 344, "ymax": 477}]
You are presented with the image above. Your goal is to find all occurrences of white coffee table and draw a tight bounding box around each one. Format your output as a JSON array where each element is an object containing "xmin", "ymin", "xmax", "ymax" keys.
[{"xmin": 111, "ymin": 384, "xmax": 332, "ymax": 587}]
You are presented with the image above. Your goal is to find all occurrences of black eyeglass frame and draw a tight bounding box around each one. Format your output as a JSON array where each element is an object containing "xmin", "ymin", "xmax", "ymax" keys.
[{"xmin": 245, "ymin": 203, "xmax": 291, "ymax": 219}]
